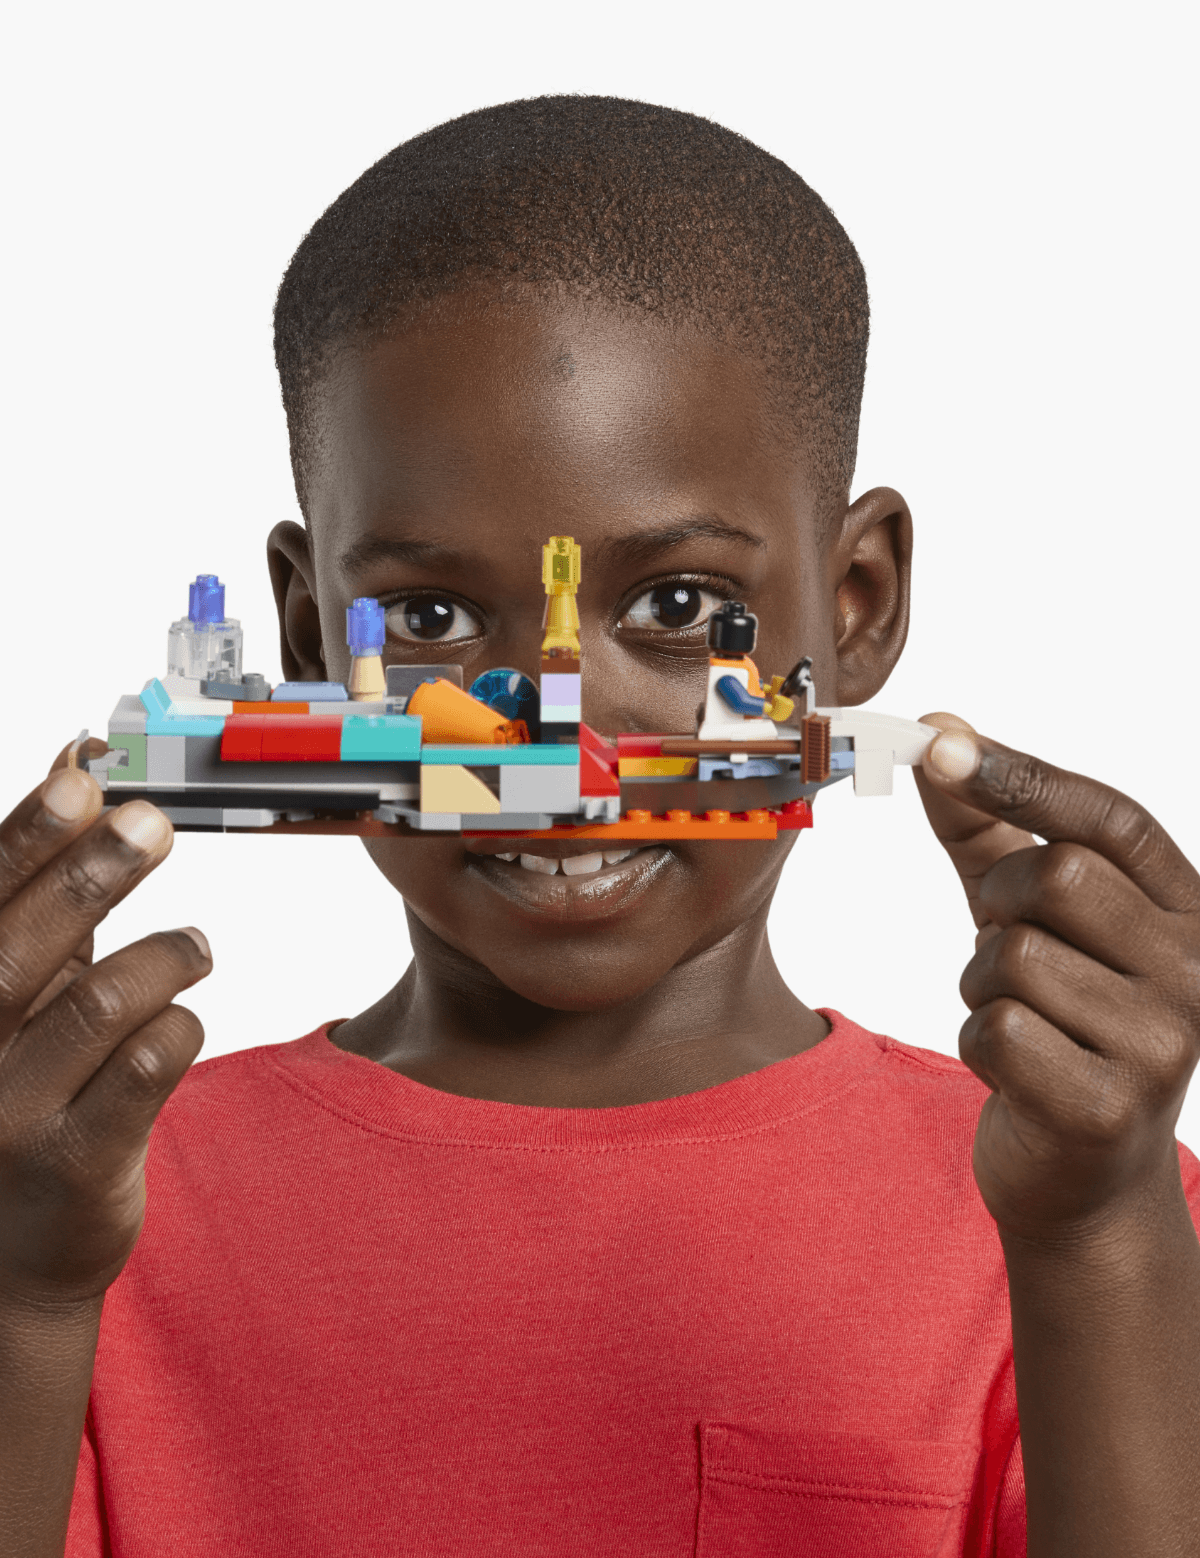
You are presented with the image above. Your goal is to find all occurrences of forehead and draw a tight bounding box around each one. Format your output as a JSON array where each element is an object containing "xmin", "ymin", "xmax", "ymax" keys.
[{"xmin": 306, "ymin": 288, "xmax": 820, "ymax": 572}]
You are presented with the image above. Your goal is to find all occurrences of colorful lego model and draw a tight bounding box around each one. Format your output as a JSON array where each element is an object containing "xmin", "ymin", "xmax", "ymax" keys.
[{"xmin": 83, "ymin": 554, "xmax": 938, "ymax": 840}]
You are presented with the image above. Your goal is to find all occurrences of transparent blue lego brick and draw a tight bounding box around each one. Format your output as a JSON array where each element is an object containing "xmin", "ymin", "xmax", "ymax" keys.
[{"xmin": 340, "ymin": 714, "xmax": 423, "ymax": 761}]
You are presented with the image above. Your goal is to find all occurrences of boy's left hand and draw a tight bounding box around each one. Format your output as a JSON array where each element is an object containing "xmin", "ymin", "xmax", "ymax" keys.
[{"xmin": 913, "ymin": 714, "xmax": 1200, "ymax": 1241}]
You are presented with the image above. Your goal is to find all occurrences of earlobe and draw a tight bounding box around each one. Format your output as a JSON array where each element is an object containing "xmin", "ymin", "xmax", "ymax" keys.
[
  {"xmin": 830, "ymin": 486, "xmax": 912, "ymax": 707},
  {"xmin": 266, "ymin": 521, "xmax": 327, "ymax": 683}
]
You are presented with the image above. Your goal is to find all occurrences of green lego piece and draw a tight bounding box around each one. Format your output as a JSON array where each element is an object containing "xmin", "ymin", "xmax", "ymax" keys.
[{"xmin": 106, "ymin": 732, "xmax": 147, "ymax": 784}]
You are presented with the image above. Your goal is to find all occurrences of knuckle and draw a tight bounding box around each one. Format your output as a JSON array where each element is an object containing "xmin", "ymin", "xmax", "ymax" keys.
[
  {"xmin": 990, "ymin": 752, "xmax": 1052, "ymax": 815},
  {"xmin": 53, "ymin": 971, "xmax": 126, "ymax": 1037},
  {"xmin": 55, "ymin": 850, "xmax": 117, "ymax": 914},
  {"xmin": 993, "ymin": 923, "xmax": 1041, "ymax": 984}
]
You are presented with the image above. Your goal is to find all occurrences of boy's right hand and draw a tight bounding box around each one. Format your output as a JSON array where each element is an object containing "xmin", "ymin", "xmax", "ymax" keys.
[{"xmin": 0, "ymin": 745, "xmax": 210, "ymax": 1307}]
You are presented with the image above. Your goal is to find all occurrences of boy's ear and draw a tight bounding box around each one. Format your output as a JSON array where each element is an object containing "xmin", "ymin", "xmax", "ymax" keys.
[
  {"xmin": 828, "ymin": 486, "xmax": 912, "ymax": 707},
  {"xmin": 267, "ymin": 521, "xmax": 327, "ymax": 682}
]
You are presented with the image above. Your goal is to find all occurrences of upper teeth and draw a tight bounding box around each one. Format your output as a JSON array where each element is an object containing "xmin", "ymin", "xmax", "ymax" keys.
[{"xmin": 494, "ymin": 848, "xmax": 638, "ymax": 876}]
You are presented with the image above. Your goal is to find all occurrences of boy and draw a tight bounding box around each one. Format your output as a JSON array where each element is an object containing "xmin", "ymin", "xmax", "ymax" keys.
[{"xmin": 2, "ymin": 96, "xmax": 1198, "ymax": 1556}]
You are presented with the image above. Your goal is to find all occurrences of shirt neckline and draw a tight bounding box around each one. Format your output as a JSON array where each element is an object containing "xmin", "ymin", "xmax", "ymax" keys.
[{"xmin": 264, "ymin": 1010, "xmax": 888, "ymax": 1150}]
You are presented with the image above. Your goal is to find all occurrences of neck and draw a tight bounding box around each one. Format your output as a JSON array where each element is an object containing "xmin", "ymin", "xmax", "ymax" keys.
[{"xmin": 332, "ymin": 907, "xmax": 827, "ymax": 1108}]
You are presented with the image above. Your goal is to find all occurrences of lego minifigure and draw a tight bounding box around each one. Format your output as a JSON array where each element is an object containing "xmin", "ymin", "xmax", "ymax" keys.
[{"xmin": 697, "ymin": 602, "xmax": 794, "ymax": 741}]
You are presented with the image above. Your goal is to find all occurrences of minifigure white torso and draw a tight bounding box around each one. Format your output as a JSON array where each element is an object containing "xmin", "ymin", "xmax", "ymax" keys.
[{"xmin": 697, "ymin": 656, "xmax": 778, "ymax": 742}]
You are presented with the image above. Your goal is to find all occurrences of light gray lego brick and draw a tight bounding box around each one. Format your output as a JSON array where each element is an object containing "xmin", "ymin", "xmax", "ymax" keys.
[
  {"xmin": 222, "ymin": 808, "xmax": 279, "ymax": 828},
  {"xmin": 852, "ymin": 748, "xmax": 894, "ymax": 797},
  {"xmin": 499, "ymin": 764, "xmax": 580, "ymax": 814},
  {"xmin": 412, "ymin": 812, "xmax": 462, "ymax": 830},
  {"xmin": 109, "ymin": 694, "xmax": 148, "ymax": 736},
  {"xmin": 146, "ymin": 735, "xmax": 186, "ymax": 787},
  {"xmin": 386, "ymin": 663, "xmax": 462, "ymax": 698},
  {"xmin": 157, "ymin": 807, "xmax": 224, "ymax": 826},
  {"xmin": 461, "ymin": 813, "xmax": 552, "ymax": 830}
]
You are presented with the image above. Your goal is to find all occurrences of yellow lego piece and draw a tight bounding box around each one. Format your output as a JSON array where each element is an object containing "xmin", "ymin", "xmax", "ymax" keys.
[
  {"xmin": 541, "ymin": 535, "xmax": 582, "ymax": 657},
  {"xmin": 420, "ymin": 765, "xmax": 502, "ymax": 814},
  {"xmin": 617, "ymin": 756, "xmax": 699, "ymax": 778}
]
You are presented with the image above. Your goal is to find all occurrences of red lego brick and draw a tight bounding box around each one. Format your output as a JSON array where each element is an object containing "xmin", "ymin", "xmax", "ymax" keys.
[
  {"xmin": 776, "ymin": 800, "xmax": 814, "ymax": 831},
  {"xmin": 616, "ymin": 733, "xmax": 666, "ymax": 758},
  {"xmin": 260, "ymin": 715, "xmax": 344, "ymax": 762},
  {"xmin": 221, "ymin": 715, "xmax": 266, "ymax": 761},
  {"xmin": 579, "ymin": 745, "xmax": 620, "ymax": 796}
]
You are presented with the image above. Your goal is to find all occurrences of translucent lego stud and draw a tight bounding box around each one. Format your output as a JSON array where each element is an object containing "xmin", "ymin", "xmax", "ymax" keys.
[{"xmin": 167, "ymin": 574, "xmax": 243, "ymax": 686}]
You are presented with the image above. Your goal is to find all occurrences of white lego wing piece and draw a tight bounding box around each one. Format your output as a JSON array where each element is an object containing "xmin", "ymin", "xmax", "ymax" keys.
[{"xmin": 812, "ymin": 709, "xmax": 939, "ymax": 797}]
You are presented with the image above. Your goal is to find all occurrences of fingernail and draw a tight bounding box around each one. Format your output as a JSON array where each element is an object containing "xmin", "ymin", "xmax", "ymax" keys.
[
  {"xmin": 928, "ymin": 730, "xmax": 980, "ymax": 782},
  {"xmin": 175, "ymin": 926, "xmax": 211, "ymax": 960},
  {"xmin": 43, "ymin": 768, "xmax": 98, "ymax": 822},
  {"xmin": 110, "ymin": 801, "xmax": 173, "ymax": 854}
]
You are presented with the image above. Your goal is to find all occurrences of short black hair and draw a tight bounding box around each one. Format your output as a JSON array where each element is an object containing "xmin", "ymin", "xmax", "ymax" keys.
[{"xmin": 274, "ymin": 95, "xmax": 869, "ymax": 517}]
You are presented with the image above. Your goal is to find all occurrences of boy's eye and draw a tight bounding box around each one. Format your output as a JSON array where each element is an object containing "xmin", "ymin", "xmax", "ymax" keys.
[
  {"xmin": 385, "ymin": 597, "xmax": 481, "ymax": 643},
  {"xmin": 621, "ymin": 583, "xmax": 724, "ymax": 633}
]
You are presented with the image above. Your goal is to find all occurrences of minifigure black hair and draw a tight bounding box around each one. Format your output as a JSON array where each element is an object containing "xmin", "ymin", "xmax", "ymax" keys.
[{"xmin": 274, "ymin": 95, "xmax": 869, "ymax": 518}]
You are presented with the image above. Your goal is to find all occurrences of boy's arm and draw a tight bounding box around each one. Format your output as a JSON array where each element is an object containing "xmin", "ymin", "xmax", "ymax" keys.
[
  {"xmin": 0, "ymin": 752, "xmax": 210, "ymax": 1556},
  {"xmin": 916, "ymin": 719, "xmax": 1200, "ymax": 1557}
]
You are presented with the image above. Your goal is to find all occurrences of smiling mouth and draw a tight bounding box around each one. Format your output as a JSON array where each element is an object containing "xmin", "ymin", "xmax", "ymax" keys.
[{"xmin": 465, "ymin": 843, "xmax": 673, "ymax": 919}]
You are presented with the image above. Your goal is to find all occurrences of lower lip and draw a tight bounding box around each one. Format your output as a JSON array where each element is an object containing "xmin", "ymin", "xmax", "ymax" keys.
[{"xmin": 465, "ymin": 847, "xmax": 674, "ymax": 922}]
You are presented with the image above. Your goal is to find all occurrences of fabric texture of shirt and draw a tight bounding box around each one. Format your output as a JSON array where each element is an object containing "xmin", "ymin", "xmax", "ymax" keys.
[{"xmin": 65, "ymin": 1010, "xmax": 1200, "ymax": 1556}]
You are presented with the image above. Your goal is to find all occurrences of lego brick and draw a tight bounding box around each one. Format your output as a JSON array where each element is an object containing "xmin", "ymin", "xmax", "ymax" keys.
[
  {"xmin": 146, "ymin": 735, "xmax": 186, "ymax": 787},
  {"xmin": 140, "ymin": 680, "xmax": 173, "ymax": 720},
  {"xmin": 852, "ymin": 748, "xmax": 894, "ymax": 797},
  {"xmin": 540, "ymin": 672, "xmax": 581, "ymax": 713},
  {"xmin": 221, "ymin": 716, "xmax": 265, "ymax": 762},
  {"xmin": 421, "ymin": 765, "xmax": 501, "ymax": 814},
  {"xmin": 420, "ymin": 744, "xmax": 578, "ymax": 766},
  {"xmin": 169, "ymin": 695, "xmax": 235, "ymax": 717},
  {"xmin": 109, "ymin": 694, "xmax": 148, "ymax": 736},
  {"xmin": 386, "ymin": 663, "xmax": 463, "ymax": 699},
  {"xmin": 461, "ymin": 813, "xmax": 552, "ymax": 830},
  {"xmin": 616, "ymin": 734, "xmax": 667, "ymax": 758},
  {"xmin": 412, "ymin": 812, "xmax": 463, "ymax": 830},
  {"xmin": 475, "ymin": 813, "xmax": 778, "ymax": 841},
  {"xmin": 235, "ymin": 702, "xmax": 309, "ymax": 715},
  {"xmin": 261, "ymin": 716, "xmax": 344, "ymax": 763},
  {"xmin": 580, "ymin": 745, "xmax": 621, "ymax": 796},
  {"xmin": 157, "ymin": 806, "xmax": 224, "ymax": 828},
  {"xmin": 499, "ymin": 764, "xmax": 580, "ymax": 814},
  {"xmin": 222, "ymin": 808, "xmax": 279, "ymax": 828},
  {"xmin": 106, "ymin": 732, "xmax": 147, "ymax": 784},
  {"xmin": 801, "ymin": 713, "xmax": 831, "ymax": 784},
  {"xmin": 340, "ymin": 714, "xmax": 423, "ymax": 761},
  {"xmin": 272, "ymin": 681, "xmax": 347, "ymax": 702},
  {"xmin": 618, "ymin": 756, "xmax": 697, "ymax": 778}
]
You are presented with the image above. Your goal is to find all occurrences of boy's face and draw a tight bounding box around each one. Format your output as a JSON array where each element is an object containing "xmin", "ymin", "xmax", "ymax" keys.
[{"xmin": 269, "ymin": 288, "xmax": 910, "ymax": 1011}]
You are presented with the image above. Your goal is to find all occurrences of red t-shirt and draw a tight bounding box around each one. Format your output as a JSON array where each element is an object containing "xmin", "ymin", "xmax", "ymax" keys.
[{"xmin": 66, "ymin": 1010, "xmax": 1200, "ymax": 1556}]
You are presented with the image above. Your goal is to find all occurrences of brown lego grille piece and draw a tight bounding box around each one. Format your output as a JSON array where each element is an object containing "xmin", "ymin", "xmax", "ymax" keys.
[{"xmin": 801, "ymin": 713, "xmax": 832, "ymax": 784}]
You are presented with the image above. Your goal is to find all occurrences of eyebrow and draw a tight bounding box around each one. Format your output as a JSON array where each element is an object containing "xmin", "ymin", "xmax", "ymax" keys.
[
  {"xmin": 338, "ymin": 534, "xmax": 465, "ymax": 575},
  {"xmin": 596, "ymin": 518, "xmax": 766, "ymax": 569}
]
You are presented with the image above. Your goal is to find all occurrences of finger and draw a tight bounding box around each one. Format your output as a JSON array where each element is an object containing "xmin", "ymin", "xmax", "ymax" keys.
[
  {"xmin": 979, "ymin": 841, "xmax": 1182, "ymax": 978},
  {"xmin": 912, "ymin": 713, "xmax": 1037, "ymax": 929},
  {"xmin": 961, "ymin": 998, "xmax": 1185, "ymax": 1146},
  {"xmin": 0, "ymin": 768, "xmax": 107, "ymax": 906},
  {"xmin": 46, "ymin": 737, "xmax": 108, "ymax": 779},
  {"xmin": 0, "ymin": 929, "xmax": 212, "ymax": 1112},
  {"xmin": 0, "ymin": 802, "xmax": 174, "ymax": 1038},
  {"xmin": 960, "ymin": 920, "xmax": 1136, "ymax": 1056},
  {"xmin": 922, "ymin": 727, "xmax": 1200, "ymax": 914},
  {"xmin": 66, "ymin": 1002, "xmax": 205, "ymax": 1156}
]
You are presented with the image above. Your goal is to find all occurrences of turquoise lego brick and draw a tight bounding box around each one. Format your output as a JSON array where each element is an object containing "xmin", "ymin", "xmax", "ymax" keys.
[
  {"xmin": 421, "ymin": 744, "xmax": 579, "ymax": 766},
  {"xmin": 340, "ymin": 714, "xmax": 423, "ymax": 761},
  {"xmin": 139, "ymin": 678, "xmax": 225, "ymax": 736}
]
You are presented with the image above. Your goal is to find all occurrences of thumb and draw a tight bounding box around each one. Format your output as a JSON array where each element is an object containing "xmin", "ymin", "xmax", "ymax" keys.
[{"xmin": 913, "ymin": 712, "xmax": 1037, "ymax": 941}]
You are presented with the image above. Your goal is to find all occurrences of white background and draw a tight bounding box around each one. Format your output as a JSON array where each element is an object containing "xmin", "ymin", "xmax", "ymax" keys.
[{"xmin": 3, "ymin": 3, "xmax": 1197, "ymax": 1139}]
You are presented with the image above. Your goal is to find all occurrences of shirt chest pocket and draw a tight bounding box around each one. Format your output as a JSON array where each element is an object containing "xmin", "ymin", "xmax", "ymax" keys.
[{"xmin": 698, "ymin": 1423, "xmax": 980, "ymax": 1558}]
